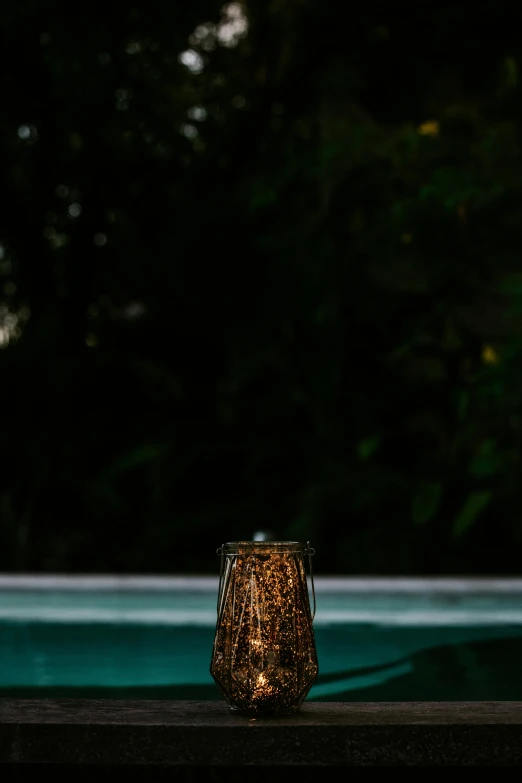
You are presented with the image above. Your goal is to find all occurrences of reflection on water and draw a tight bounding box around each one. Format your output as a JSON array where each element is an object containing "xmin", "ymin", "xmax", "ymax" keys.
[
  {"xmin": 324, "ymin": 634, "xmax": 522, "ymax": 701},
  {"xmin": 2, "ymin": 621, "xmax": 522, "ymax": 700}
]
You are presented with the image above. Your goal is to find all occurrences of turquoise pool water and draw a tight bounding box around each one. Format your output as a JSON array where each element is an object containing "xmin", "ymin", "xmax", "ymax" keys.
[{"xmin": 1, "ymin": 577, "xmax": 522, "ymax": 700}]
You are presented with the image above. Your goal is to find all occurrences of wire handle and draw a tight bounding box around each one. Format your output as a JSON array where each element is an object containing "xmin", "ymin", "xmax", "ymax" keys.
[
  {"xmin": 216, "ymin": 545, "xmax": 225, "ymax": 617},
  {"xmin": 306, "ymin": 541, "xmax": 316, "ymax": 621}
]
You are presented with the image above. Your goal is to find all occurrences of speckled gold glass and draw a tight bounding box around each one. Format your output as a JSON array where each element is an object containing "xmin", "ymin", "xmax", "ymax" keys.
[{"xmin": 210, "ymin": 541, "xmax": 318, "ymax": 716}]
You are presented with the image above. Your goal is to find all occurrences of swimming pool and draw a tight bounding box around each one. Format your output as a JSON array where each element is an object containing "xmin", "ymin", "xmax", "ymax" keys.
[{"xmin": 1, "ymin": 576, "xmax": 522, "ymax": 700}]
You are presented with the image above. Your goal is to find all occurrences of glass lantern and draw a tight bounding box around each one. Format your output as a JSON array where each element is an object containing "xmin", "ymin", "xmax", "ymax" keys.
[{"xmin": 210, "ymin": 541, "xmax": 319, "ymax": 716}]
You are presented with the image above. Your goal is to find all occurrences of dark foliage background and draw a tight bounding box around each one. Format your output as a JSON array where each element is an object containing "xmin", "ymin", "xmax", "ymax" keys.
[{"xmin": 2, "ymin": 0, "xmax": 522, "ymax": 574}]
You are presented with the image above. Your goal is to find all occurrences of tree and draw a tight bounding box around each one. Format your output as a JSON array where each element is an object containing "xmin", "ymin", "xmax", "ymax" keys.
[{"xmin": 1, "ymin": 1, "xmax": 522, "ymax": 573}]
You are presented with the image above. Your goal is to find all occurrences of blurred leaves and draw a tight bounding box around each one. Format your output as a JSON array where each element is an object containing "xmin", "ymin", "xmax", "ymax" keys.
[
  {"xmin": 498, "ymin": 56, "xmax": 519, "ymax": 96},
  {"xmin": 357, "ymin": 435, "xmax": 380, "ymax": 462},
  {"xmin": 468, "ymin": 440, "xmax": 502, "ymax": 477},
  {"xmin": 2, "ymin": 1, "xmax": 522, "ymax": 573},
  {"xmin": 452, "ymin": 491, "xmax": 493, "ymax": 539},
  {"xmin": 412, "ymin": 482, "xmax": 443, "ymax": 527},
  {"xmin": 105, "ymin": 444, "xmax": 171, "ymax": 477}
]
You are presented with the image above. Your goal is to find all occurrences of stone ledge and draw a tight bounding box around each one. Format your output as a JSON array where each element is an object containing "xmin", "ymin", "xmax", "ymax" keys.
[{"xmin": 1, "ymin": 700, "xmax": 522, "ymax": 767}]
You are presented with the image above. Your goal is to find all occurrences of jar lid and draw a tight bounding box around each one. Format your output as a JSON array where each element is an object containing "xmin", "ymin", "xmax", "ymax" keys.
[{"xmin": 220, "ymin": 541, "xmax": 307, "ymax": 555}]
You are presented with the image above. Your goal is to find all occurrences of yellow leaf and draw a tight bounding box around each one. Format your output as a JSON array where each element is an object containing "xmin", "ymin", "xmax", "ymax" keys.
[
  {"xmin": 418, "ymin": 120, "xmax": 439, "ymax": 137},
  {"xmin": 482, "ymin": 344, "xmax": 500, "ymax": 365}
]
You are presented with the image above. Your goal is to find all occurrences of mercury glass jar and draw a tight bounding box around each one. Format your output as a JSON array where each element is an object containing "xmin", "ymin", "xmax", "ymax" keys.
[{"xmin": 210, "ymin": 541, "xmax": 318, "ymax": 716}]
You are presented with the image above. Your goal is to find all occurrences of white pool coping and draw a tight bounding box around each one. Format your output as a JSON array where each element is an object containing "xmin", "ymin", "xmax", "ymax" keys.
[
  {"xmin": 0, "ymin": 575, "xmax": 522, "ymax": 592},
  {"xmin": 2, "ymin": 607, "xmax": 522, "ymax": 626},
  {"xmin": 1, "ymin": 576, "xmax": 522, "ymax": 626}
]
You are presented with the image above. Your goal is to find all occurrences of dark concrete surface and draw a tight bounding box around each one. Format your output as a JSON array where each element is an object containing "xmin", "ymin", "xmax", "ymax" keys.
[{"xmin": 1, "ymin": 699, "xmax": 522, "ymax": 767}]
